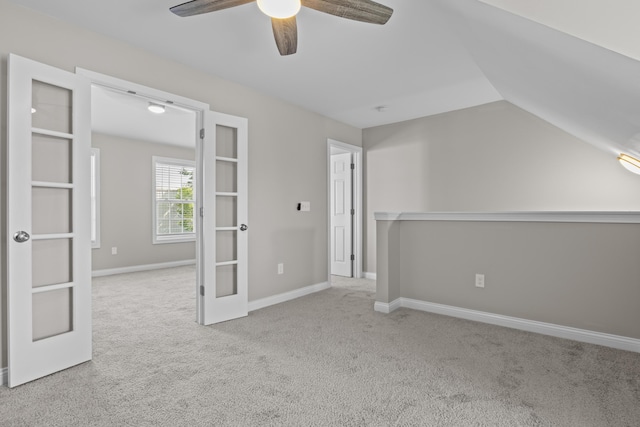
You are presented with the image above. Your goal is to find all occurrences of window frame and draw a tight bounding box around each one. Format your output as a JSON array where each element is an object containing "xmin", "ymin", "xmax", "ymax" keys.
[{"xmin": 152, "ymin": 156, "xmax": 197, "ymax": 244}]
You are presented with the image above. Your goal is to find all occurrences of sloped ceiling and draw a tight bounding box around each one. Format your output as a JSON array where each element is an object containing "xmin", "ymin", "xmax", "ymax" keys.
[
  {"xmin": 437, "ymin": 0, "xmax": 640, "ymax": 159},
  {"xmin": 478, "ymin": 0, "xmax": 640, "ymax": 62},
  {"xmin": 9, "ymin": 0, "xmax": 640, "ymax": 161}
]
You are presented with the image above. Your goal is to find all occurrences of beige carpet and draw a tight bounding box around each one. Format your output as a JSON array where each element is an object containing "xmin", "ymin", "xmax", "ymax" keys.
[{"xmin": 1, "ymin": 266, "xmax": 638, "ymax": 426}]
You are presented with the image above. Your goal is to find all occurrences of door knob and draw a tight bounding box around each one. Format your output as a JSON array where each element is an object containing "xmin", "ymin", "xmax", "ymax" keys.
[
  {"xmin": 13, "ymin": 231, "xmax": 30, "ymax": 243},
  {"xmin": 240, "ymin": 224, "xmax": 248, "ymax": 231}
]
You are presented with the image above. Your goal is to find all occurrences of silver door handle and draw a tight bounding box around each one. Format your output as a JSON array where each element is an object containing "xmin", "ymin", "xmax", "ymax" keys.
[
  {"xmin": 13, "ymin": 231, "xmax": 30, "ymax": 243},
  {"xmin": 240, "ymin": 224, "xmax": 248, "ymax": 231}
]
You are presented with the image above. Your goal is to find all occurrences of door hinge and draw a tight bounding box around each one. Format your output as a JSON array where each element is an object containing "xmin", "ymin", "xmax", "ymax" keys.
[
  {"xmin": 200, "ymin": 128, "xmax": 205, "ymax": 139},
  {"xmin": 200, "ymin": 285, "xmax": 205, "ymax": 296},
  {"xmin": 351, "ymin": 208, "xmax": 355, "ymax": 215},
  {"xmin": 200, "ymin": 207, "xmax": 204, "ymax": 217},
  {"xmin": 351, "ymin": 254, "xmax": 355, "ymax": 261},
  {"xmin": 351, "ymin": 163, "xmax": 355, "ymax": 170}
]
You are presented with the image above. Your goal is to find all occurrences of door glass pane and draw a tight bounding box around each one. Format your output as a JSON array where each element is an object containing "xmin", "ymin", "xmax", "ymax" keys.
[
  {"xmin": 216, "ymin": 160, "xmax": 237, "ymax": 193},
  {"xmin": 216, "ymin": 125, "xmax": 237, "ymax": 158},
  {"xmin": 32, "ymin": 133, "xmax": 72, "ymax": 183},
  {"xmin": 216, "ymin": 196, "xmax": 237, "ymax": 227},
  {"xmin": 32, "ymin": 80, "xmax": 72, "ymax": 134},
  {"xmin": 32, "ymin": 288, "xmax": 73, "ymax": 341},
  {"xmin": 32, "ymin": 188, "xmax": 72, "ymax": 234},
  {"xmin": 216, "ymin": 231, "xmax": 237, "ymax": 263},
  {"xmin": 32, "ymin": 239, "xmax": 72, "ymax": 288},
  {"xmin": 216, "ymin": 265, "xmax": 237, "ymax": 298}
]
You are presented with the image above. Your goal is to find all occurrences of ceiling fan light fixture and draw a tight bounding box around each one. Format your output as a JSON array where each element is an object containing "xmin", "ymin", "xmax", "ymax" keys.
[
  {"xmin": 148, "ymin": 102, "xmax": 166, "ymax": 114},
  {"xmin": 257, "ymin": 0, "xmax": 301, "ymax": 19},
  {"xmin": 618, "ymin": 153, "xmax": 640, "ymax": 175}
]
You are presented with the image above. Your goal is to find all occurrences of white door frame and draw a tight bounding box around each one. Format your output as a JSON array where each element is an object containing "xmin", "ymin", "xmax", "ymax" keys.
[
  {"xmin": 327, "ymin": 139, "xmax": 363, "ymax": 279},
  {"xmin": 75, "ymin": 68, "xmax": 210, "ymax": 323}
]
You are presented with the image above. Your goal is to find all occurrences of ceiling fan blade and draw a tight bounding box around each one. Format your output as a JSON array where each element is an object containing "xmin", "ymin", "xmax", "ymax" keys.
[
  {"xmin": 272, "ymin": 17, "xmax": 298, "ymax": 56},
  {"xmin": 170, "ymin": 0, "xmax": 255, "ymax": 17},
  {"xmin": 302, "ymin": 0, "xmax": 392, "ymax": 24}
]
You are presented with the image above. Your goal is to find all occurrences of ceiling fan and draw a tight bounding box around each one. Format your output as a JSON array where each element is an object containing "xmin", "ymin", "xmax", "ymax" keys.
[{"xmin": 170, "ymin": 0, "xmax": 393, "ymax": 56}]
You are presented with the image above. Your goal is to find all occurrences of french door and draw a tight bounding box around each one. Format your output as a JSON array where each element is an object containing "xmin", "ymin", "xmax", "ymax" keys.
[
  {"xmin": 7, "ymin": 54, "xmax": 92, "ymax": 387},
  {"xmin": 199, "ymin": 111, "xmax": 249, "ymax": 325}
]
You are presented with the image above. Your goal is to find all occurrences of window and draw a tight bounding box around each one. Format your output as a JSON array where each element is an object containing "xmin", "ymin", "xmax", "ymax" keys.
[
  {"xmin": 91, "ymin": 148, "xmax": 101, "ymax": 249},
  {"xmin": 152, "ymin": 156, "xmax": 196, "ymax": 244}
]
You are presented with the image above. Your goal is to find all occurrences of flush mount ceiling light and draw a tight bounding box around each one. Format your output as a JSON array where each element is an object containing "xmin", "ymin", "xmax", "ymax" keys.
[
  {"xmin": 148, "ymin": 102, "xmax": 166, "ymax": 114},
  {"xmin": 257, "ymin": 0, "xmax": 301, "ymax": 19},
  {"xmin": 170, "ymin": 0, "xmax": 393, "ymax": 56},
  {"xmin": 617, "ymin": 153, "xmax": 640, "ymax": 175}
]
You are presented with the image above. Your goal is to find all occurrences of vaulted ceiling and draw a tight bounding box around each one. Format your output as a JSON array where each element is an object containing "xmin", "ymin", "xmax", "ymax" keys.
[{"xmin": 11, "ymin": 0, "xmax": 640, "ymax": 159}]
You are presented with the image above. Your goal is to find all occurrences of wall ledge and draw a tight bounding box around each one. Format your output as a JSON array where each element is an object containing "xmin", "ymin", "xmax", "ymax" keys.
[
  {"xmin": 376, "ymin": 297, "xmax": 640, "ymax": 353},
  {"xmin": 374, "ymin": 211, "xmax": 640, "ymax": 224}
]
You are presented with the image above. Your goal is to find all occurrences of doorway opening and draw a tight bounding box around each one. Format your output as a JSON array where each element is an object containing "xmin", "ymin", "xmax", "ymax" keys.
[
  {"xmin": 327, "ymin": 139, "xmax": 362, "ymax": 279},
  {"xmin": 77, "ymin": 68, "xmax": 208, "ymax": 322}
]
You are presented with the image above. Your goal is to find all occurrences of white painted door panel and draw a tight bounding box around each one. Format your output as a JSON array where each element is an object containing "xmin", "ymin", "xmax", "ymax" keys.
[
  {"xmin": 7, "ymin": 54, "xmax": 92, "ymax": 387},
  {"xmin": 330, "ymin": 153, "xmax": 353, "ymax": 277},
  {"xmin": 200, "ymin": 111, "xmax": 248, "ymax": 325}
]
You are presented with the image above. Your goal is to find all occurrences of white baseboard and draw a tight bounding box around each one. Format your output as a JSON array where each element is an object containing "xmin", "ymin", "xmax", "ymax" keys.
[
  {"xmin": 249, "ymin": 281, "xmax": 330, "ymax": 312},
  {"xmin": 377, "ymin": 297, "xmax": 640, "ymax": 353},
  {"xmin": 374, "ymin": 299, "xmax": 402, "ymax": 314},
  {"xmin": 1, "ymin": 367, "xmax": 7, "ymax": 386},
  {"xmin": 92, "ymin": 259, "xmax": 196, "ymax": 277},
  {"xmin": 364, "ymin": 272, "xmax": 377, "ymax": 280}
]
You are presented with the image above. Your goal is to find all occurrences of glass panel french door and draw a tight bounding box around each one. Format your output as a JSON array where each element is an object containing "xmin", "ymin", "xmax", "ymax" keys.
[
  {"xmin": 199, "ymin": 112, "xmax": 248, "ymax": 325},
  {"xmin": 7, "ymin": 54, "xmax": 91, "ymax": 387}
]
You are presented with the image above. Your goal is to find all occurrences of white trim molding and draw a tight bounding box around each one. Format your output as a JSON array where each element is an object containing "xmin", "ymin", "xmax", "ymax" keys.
[
  {"xmin": 249, "ymin": 281, "xmax": 330, "ymax": 312},
  {"xmin": 92, "ymin": 259, "xmax": 196, "ymax": 277},
  {"xmin": 373, "ymin": 299, "xmax": 401, "ymax": 314},
  {"xmin": 1, "ymin": 367, "xmax": 7, "ymax": 386},
  {"xmin": 364, "ymin": 272, "xmax": 377, "ymax": 280},
  {"xmin": 374, "ymin": 211, "xmax": 640, "ymax": 224},
  {"xmin": 376, "ymin": 297, "xmax": 640, "ymax": 353}
]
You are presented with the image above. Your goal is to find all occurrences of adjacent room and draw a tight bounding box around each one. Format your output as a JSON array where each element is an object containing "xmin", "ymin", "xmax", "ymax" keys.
[{"xmin": 1, "ymin": 0, "xmax": 639, "ymax": 425}]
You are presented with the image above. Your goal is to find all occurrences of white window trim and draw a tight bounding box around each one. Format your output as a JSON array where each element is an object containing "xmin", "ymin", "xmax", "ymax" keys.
[
  {"xmin": 152, "ymin": 156, "xmax": 196, "ymax": 244},
  {"xmin": 91, "ymin": 148, "xmax": 101, "ymax": 249}
]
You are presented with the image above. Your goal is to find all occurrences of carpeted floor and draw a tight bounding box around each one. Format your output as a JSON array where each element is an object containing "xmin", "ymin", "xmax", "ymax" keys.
[{"xmin": 1, "ymin": 266, "xmax": 639, "ymax": 426}]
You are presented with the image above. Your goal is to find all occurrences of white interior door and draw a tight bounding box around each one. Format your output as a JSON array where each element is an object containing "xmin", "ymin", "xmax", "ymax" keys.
[
  {"xmin": 7, "ymin": 54, "xmax": 92, "ymax": 387},
  {"xmin": 199, "ymin": 111, "xmax": 248, "ymax": 325},
  {"xmin": 330, "ymin": 152, "xmax": 353, "ymax": 277}
]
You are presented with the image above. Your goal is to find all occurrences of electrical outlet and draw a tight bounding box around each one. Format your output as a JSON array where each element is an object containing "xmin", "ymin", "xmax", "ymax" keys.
[
  {"xmin": 475, "ymin": 274, "xmax": 485, "ymax": 288},
  {"xmin": 111, "ymin": 247, "xmax": 118, "ymax": 255},
  {"xmin": 278, "ymin": 263, "xmax": 284, "ymax": 275},
  {"xmin": 300, "ymin": 201, "xmax": 311, "ymax": 212}
]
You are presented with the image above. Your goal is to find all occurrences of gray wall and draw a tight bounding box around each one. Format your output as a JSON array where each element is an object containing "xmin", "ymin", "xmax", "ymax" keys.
[
  {"xmin": 91, "ymin": 133, "xmax": 196, "ymax": 271},
  {"xmin": 364, "ymin": 101, "xmax": 640, "ymax": 273},
  {"xmin": 0, "ymin": 0, "xmax": 362, "ymax": 371},
  {"xmin": 377, "ymin": 219, "xmax": 640, "ymax": 339}
]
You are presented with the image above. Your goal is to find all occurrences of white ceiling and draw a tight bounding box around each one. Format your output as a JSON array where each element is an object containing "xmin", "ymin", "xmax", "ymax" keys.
[
  {"xmin": 11, "ymin": 0, "xmax": 640, "ymax": 160},
  {"xmin": 91, "ymin": 86, "xmax": 196, "ymax": 147},
  {"xmin": 12, "ymin": 0, "xmax": 501, "ymax": 130}
]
